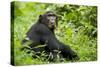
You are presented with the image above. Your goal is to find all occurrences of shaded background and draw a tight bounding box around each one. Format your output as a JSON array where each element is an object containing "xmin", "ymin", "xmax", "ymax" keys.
[{"xmin": 11, "ymin": 1, "xmax": 97, "ymax": 65}]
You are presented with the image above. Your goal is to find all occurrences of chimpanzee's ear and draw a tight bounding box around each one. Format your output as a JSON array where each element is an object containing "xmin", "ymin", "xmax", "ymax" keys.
[
  {"xmin": 39, "ymin": 15, "xmax": 42, "ymax": 18},
  {"xmin": 38, "ymin": 15, "xmax": 42, "ymax": 22}
]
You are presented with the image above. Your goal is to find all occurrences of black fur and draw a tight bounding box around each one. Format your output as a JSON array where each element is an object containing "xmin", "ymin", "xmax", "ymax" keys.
[{"xmin": 22, "ymin": 11, "xmax": 79, "ymax": 61}]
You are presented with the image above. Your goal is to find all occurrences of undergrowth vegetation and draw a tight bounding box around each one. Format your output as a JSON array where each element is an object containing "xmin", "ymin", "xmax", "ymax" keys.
[{"xmin": 11, "ymin": 1, "xmax": 97, "ymax": 66}]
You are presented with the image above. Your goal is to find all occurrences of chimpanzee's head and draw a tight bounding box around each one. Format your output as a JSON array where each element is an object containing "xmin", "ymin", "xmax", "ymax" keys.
[{"xmin": 38, "ymin": 11, "xmax": 58, "ymax": 30}]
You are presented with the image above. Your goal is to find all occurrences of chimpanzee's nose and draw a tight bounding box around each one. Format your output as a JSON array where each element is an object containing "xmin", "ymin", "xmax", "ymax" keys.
[{"xmin": 51, "ymin": 22, "xmax": 55, "ymax": 25}]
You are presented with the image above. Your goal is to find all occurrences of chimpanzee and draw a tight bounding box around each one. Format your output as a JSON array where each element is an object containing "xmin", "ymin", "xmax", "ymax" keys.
[{"xmin": 22, "ymin": 11, "xmax": 79, "ymax": 61}]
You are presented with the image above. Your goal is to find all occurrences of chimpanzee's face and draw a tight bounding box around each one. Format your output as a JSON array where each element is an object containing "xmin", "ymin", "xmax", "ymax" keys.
[
  {"xmin": 46, "ymin": 13, "xmax": 57, "ymax": 29},
  {"xmin": 40, "ymin": 11, "xmax": 58, "ymax": 29}
]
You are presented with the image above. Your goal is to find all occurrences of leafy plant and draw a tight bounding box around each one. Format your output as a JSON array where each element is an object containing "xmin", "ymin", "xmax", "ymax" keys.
[{"xmin": 11, "ymin": 1, "xmax": 97, "ymax": 65}]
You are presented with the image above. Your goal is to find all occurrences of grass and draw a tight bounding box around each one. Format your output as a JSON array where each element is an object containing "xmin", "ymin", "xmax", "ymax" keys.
[
  {"xmin": 12, "ymin": 15, "xmax": 97, "ymax": 66},
  {"xmin": 11, "ymin": 2, "xmax": 97, "ymax": 66}
]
